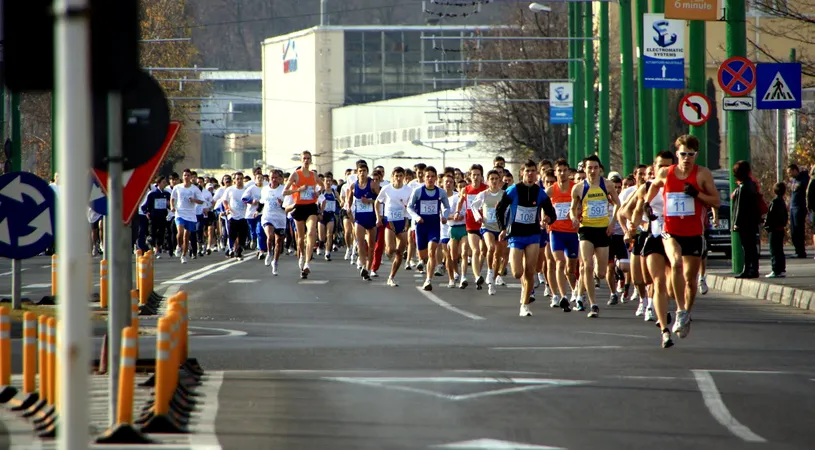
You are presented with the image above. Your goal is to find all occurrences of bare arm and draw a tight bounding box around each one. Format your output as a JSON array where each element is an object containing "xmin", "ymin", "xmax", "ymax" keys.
[
  {"xmin": 607, "ymin": 188, "xmax": 621, "ymax": 229},
  {"xmin": 695, "ymin": 168, "xmax": 721, "ymax": 209},
  {"xmin": 282, "ymin": 172, "xmax": 300, "ymax": 196}
]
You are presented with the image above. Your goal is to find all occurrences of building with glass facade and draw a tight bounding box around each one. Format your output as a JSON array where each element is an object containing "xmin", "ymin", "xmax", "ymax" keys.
[{"xmin": 262, "ymin": 25, "xmax": 506, "ymax": 173}]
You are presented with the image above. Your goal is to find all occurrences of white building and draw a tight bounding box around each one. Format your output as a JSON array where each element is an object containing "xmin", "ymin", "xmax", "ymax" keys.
[{"xmin": 261, "ymin": 25, "xmax": 508, "ymax": 175}]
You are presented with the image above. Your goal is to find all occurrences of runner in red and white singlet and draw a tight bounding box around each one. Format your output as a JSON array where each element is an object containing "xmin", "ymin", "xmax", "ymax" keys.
[
  {"xmin": 644, "ymin": 135, "xmax": 720, "ymax": 343},
  {"xmin": 454, "ymin": 164, "xmax": 488, "ymax": 289}
]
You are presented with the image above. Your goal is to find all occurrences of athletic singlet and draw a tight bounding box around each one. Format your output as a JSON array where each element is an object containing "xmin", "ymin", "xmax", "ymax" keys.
[
  {"xmin": 462, "ymin": 183, "xmax": 487, "ymax": 231},
  {"xmin": 650, "ymin": 188, "xmax": 665, "ymax": 237},
  {"xmin": 662, "ymin": 165, "xmax": 704, "ymax": 236},
  {"xmin": 293, "ymin": 169, "xmax": 317, "ymax": 205},
  {"xmin": 353, "ymin": 180, "xmax": 376, "ymax": 215},
  {"xmin": 580, "ymin": 180, "xmax": 610, "ymax": 228},
  {"xmin": 549, "ymin": 181, "xmax": 576, "ymax": 233}
]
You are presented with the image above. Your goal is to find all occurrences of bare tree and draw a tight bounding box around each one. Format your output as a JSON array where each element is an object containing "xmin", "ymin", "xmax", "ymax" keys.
[{"xmin": 744, "ymin": 0, "xmax": 815, "ymax": 77}]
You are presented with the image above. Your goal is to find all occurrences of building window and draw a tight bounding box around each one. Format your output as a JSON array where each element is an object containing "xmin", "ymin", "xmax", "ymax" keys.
[
  {"xmin": 409, "ymin": 129, "xmax": 416, "ymax": 141},
  {"xmin": 354, "ymin": 135, "xmax": 360, "ymax": 147},
  {"xmin": 361, "ymin": 135, "xmax": 367, "ymax": 146},
  {"xmin": 402, "ymin": 130, "xmax": 408, "ymax": 141}
]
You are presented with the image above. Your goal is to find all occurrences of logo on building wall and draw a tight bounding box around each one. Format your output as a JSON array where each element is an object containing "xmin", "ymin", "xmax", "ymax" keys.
[{"xmin": 283, "ymin": 39, "xmax": 298, "ymax": 74}]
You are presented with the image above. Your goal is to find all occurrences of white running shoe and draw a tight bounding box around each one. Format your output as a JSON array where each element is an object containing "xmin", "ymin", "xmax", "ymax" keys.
[
  {"xmin": 174, "ymin": 247, "xmax": 182, "ymax": 258},
  {"xmin": 303, "ymin": 263, "xmax": 311, "ymax": 276},
  {"xmin": 495, "ymin": 275, "xmax": 506, "ymax": 286},
  {"xmin": 543, "ymin": 284, "xmax": 551, "ymax": 297},
  {"xmin": 486, "ymin": 270, "xmax": 495, "ymax": 285},
  {"xmin": 699, "ymin": 277, "xmax": 709, "ymax": 295},
  {"xmin": 272, "ymin": 260, "xmax": 279, "ymax": 276},
  {"xmin": 370, "ymin": 271, "xmax": 378, "ymax": 278},
  {"xmin": 533, "ymin": 276, "xmax": 540, "ymax": 288},
  {"xmin": 387, "ymin": 278, "xmax": 398, "ymax": 287},
  {"xmin": 488, "ymin": 284, "xmax": 496, "ymax": 295},
  {"xmin": 644, "ymin": 307, "xmax": 656, "ymax": 322},
  {"xmin": 629, "ymin": 290, "xmax": 639, "ymax": 303},
  {"xmin": 447, "ymin": 280, "xmax": 456, "ymax": 288},
  {"xmin": 519, "ymin": 304, "xmax": 532, "ymax": 317},
  {"xmin": 344, "ymin": 248, "xmax": 351, "ymax": 260},
  {"xmin": 635, "ymin": 302, "xmax": 646, "ymax": 317},
  {"xmin": 299, "ymin": 256, "xmax": 305, "ymax": 271},
  {"xmin": 673, "ymin": 310, "xmax": 690, "ymax": 338},
  {"xmin": 180, "ymin": 255, "xmax": 188, "ymax": 264},
  {"xmin": 422, "ymin": 279, "xmax": 433, "ymax": 291},
  {"xmin": 265, "ymin": 253, "xmax": 273, "ymax": 266},
  {"xmin": 550, "ymin": 295, "xmax": 560, "ymax": 308}
]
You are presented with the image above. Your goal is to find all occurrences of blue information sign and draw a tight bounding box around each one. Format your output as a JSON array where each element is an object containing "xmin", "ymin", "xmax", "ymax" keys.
[
  {"xmin": 642, "ymin": 14, "xmax": 685, "ymax": 89},
  {"xmin": 549, "ymin": 82, "xmax": 574, "ymax": 125},
  {"xmin": 756, "ymin": 63, "xmax": 802, "ymax": 110},
  {"xmin": 0, "ymin": 172, "xmax": 56, "ymax": 259}
]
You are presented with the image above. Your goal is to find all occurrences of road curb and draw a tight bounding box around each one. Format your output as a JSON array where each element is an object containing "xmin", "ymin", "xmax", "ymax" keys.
[{"xmin": 707, "ymin": 274, "xmax": 815, "ymax": 311}]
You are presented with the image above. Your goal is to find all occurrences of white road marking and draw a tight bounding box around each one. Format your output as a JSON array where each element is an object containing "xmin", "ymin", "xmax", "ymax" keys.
[
  {"xmin": 704, "ymin": 370, "xmax": 787, "ymax": 375},
  {"xmin": 188, "ymin": 326, "xmax": 248, "ymax": 338},
  {"xmin": 228, "ymin": 279, "xmax": 259, "ymax": 284},
  {"xmin": 22, "ymin": 283, "xmax": 51, "ymax": 289},
  {"xmin": 0, "ymin": 268, "xmax": 27, "ymax": 276},
  {"xmin": 691, "ymin": 370, "xmax": 767, "ymax": 442},
  {"xmin": 416, "ymin": 287, "xmax": 485, "ymax": 320},
  {"xmin": 164, "ymin": 253, "xmax": 255, "ymax": 283},
  {"xmin": 433, "ymin": 438, "xmax": 565, "ymax": 449},
  {"xmin": 326, "ymin": 376, "xmax": 588, "ymax": 401},
  {"xmin": 187, "ymin": 370, "xmax": 225, "ymax": 450},
  {"xmin": 187, "ymin": 257, "xmax": 253, "ymax": 282},
  {"xmin": 161, "ymin": 280, "xmax": 193, "ymax": 285},
  {"xmin": 299, "ymin": 280, "xmax": 329, "ymax": 284},
  {"xmin": 492, "ymin": 346, "xmax": 622, "ymax": 350},
  {"xmin": 577, "ymin": 331, "xmax": 648, "ymax": 339}
]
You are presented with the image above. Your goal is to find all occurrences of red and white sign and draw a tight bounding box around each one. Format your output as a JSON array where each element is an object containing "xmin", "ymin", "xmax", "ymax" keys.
[
  {"xmin": 93, "ymin": 121, "xmax": 181, "ymax": 224},
  {"xmin": 678, "ymin": 93, "xmax": 711, "ymax": 127}
]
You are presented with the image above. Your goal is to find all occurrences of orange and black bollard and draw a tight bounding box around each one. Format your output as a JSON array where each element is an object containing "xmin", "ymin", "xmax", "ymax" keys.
[
  {"xmin": 0, "ymin": 307, "xmax": 16, "ymax": 403},
  {"xmin": 100, "ymin": 260, "xmax": 109, "ymax": 309},
  {"xmin": 9, "ymin": 312, "xmax": 39, "ymax": 410},
  {"xmin": 95, "ymin": 326, "xmax": 152, "ymax": 443},
  {"xmin": 138, "ymin": 257, "xmax": 149, "ymax": 306},
  {"xmin": 130, "ymin": 289, "xmax": 139, "ymax": 356},
  {"xmin": 139, "ymin": 315, "xmax": 187, "ymax": 433},
  {"xmin": 20, "ymin": 315, "xmax": 50, "ymax": 417},
  {"xmin": 50, "ymin": 255, "xmax": 57, "ymax": 298}
]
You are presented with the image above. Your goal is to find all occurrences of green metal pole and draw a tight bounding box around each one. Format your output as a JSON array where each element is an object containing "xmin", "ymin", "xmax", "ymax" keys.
[
  {"xmin": 650, "ymin": 0, "xmax": 667, "ymax": 156},
  {"xmin": 584, "ymin": 3, "xmax": 595, "ymax": 160},
  {"xmin": 635, "ymin": 0, "xmax": 652, "ymax": 164},
  {"xmin": 598, "ymin": 2, "xmax": 610, "ymax": 168},
  {"xmin": 11, "ymin": 92, "xmax": 21, "ymax": 172},
  {"xmin": 689, "ymin": 21, "xmax": 707, "ymax": 167},
  {"xmin": 51, "ymin": 95, "xmax": 56, "ymax": 178},
  {"xmin": 619, "ymin": 0, "xmax": 636, "ymax": 176},
  {"xmin": 726, "ymin": 0, "xmax": 749, "ymax": 274},
  {"xmin": 574, "ymin": 2, "xmax": 585, "ymax": 167},
  {"xmin": 568, "ymin": 3, "xmax": 576, "ymax": 167}
]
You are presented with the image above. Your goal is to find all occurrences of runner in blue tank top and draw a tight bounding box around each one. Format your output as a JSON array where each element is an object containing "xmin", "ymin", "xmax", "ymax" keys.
[
  {"xmin": 346, "ymin": 162, "xmax": 379, "ymax": 280},
  {"xmin": 407, "ymin": 166, "xmax": 450, "ymax": 292}
]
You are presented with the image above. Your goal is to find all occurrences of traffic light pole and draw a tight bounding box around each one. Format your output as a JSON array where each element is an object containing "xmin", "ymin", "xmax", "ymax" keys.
[
  {"xmin": 568, "ymin": 3, "xmax": 576, "ymax": 167},
  {"xmin": 55, "ymin": 0, "xmax": 94, "ymax": 443},
  {"xmin": 574, "ymin": 3, "xmax": 585, "ymax": 166},
  {"xmin": 634, "ymin": 0, "xmax": 652, "ymax": 164},
  {"xmin": 650, "ymin": 0, "xmax": 667, "ymax": 157},
  {"xmin": 619, "ymin": 0, "xmax": 635, "ymax": 176},
  {"xmin": 11, "ymin": 92, "xmax": 22, "ymax": 311},
  {"xmin": 725, "ymin": 0, "xmax": 749, "ymax": 274},
  {"xmin": 598, "ymin": 2, "xmax": 610, "ymax": 168},
  {"xmin": 584, "ymin": 3, "xmax": 595, "ymax": 160},
  {"xmin": 688, "ymin": 21, "xmax": 707, "ymax": 167}
]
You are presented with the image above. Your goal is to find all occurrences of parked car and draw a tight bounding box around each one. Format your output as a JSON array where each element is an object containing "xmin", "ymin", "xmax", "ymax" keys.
[{"xmin": 706, "ymin": 179, "xmax": 761, "ymax": 258}]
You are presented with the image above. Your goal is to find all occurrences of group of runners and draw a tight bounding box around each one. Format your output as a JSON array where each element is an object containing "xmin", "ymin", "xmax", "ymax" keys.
[{"xmin": 133, "ymin": 133, "xmax": 720, "ymax": 348}]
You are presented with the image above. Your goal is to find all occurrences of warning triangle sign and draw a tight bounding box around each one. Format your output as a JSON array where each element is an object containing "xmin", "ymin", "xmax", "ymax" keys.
[{"xmin": 762, "ymin": 72, "xmax": 796, "ymax": 102}]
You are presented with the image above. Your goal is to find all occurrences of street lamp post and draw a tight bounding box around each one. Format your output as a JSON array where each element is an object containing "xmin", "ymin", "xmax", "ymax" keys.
[
  {"xmin": 411, "ymin": 140, "xmax": 477, "ymax": 168},
  {"xmin": 619, "ymin": 0, "xmax": 636, "ymax": 176},
  {"xmin": 343, "ymin": 149, "xmax": 406, "ymax": 168}
]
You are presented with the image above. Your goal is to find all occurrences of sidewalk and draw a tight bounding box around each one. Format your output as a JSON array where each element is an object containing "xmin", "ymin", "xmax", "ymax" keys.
[{"xmin": 706, "ymin": 245, "xmax": 815, "ymax": 312}]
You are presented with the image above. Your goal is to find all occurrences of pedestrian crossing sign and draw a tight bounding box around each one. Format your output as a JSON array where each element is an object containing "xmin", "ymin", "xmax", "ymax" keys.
[{"xmin": 756, "ymin": 63, "xmax": 802, "ymax": 110}]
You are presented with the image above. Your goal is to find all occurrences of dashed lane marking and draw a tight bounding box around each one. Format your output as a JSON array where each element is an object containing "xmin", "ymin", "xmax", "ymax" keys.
[
  {"xmin": 492, "ymin": 346, "xmax": 623, "ymax": 350},
  {"xmin": 228, "ymin": 279, "xmax": 260, "ymax": 284}
]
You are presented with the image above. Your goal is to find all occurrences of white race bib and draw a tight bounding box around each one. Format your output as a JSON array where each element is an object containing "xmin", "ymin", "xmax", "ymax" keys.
[
  {"xmin": 420, "ymin": 200, "xmax": 439, "ymax": 216},
  {"xmin": 301, "ymin": 186, "xmax": 315, "ymax": 201},
  {"xmin": 514, "ymin": 205, "xmax": 536, "ymax": 225},
  {"xmin": 323, "ymin": 200, "xmax": 336, "ymax": 213},
  {"xmin": 388, "ymin": 208, "xmax": 404, "ymax": 221},
  {"xmin": 587, "ymin": 199, "xmax": 607, "ymax": 219},
  {"xmin": 485, "ymin": 207, "xmax": 497, "ymax": 224},
  {"xmin": 665, "ymin": 192, "xmax": 695, "ymax": 217},
  {"xmin": 466, "ymin": 194, "xmax": 477, "ymax": 208},
  {"xmin": 356, "ymin": 201, "xmax": 374, "ymax": 213},
  {"xmin": 554, "ymin": 202, "xmax": 570, "ymax": 221},
  {"xmin": 154, "ymin": 198, "xmax": 167, "ymax": 209}
]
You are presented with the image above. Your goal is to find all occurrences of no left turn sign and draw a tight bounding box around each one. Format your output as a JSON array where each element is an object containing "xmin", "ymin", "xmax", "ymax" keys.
[{"xmin": 679, "ymin": 92, "xmax": 712, "ymax": 126}]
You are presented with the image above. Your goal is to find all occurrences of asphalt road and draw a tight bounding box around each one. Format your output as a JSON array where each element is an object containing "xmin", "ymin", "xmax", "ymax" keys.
[{"xmin": 1, "ymin": 250, "xmax": 814, "ymax": 449}]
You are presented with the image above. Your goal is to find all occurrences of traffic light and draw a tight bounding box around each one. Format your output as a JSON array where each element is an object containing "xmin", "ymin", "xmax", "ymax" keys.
[{"xmin": 2, "ymin": 0, "xmax": 140, "ymax": 92}]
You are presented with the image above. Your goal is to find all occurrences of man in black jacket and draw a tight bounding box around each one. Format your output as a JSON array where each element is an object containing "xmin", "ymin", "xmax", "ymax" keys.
[
  {"xmin": 764, "ymin": 182, "xmax": 788, "ymax": 278},
  {"xmin": 786, "ymin": 164, "xmax": 809, "ymax": 258}
]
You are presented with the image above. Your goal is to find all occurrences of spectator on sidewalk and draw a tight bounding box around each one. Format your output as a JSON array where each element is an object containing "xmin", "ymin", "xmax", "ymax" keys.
[
  {"xmin": 732, "ymin": 160, "xmax": 760, "ymax": 279},
  {"xmin": 764, "ymin": 182, "xmax": 788, "ymax": 278},
  {"xmin": 787, "ymin": 164, "xmax": 809, "ymax": 258},
  {"xmin": 806, "ymin": 167, "xmax": 815, "ymax": 253}
]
